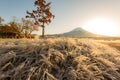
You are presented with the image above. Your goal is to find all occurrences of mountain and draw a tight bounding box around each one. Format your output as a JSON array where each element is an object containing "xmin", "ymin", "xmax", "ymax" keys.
[{"xmin": 60, "ymin": 27, "xmax": 104, "ymax": 37}]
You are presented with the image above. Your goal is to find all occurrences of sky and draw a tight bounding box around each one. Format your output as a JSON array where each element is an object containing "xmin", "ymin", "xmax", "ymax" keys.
[{"xmin": 0, "ymin": 0, "xmax": 120, "ymax": 36}]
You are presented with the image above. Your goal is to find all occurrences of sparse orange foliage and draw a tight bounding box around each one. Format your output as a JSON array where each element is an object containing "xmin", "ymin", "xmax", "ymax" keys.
[{"xmin": 26, "ymin": 0, "xmax": 55, "ymax": 37}]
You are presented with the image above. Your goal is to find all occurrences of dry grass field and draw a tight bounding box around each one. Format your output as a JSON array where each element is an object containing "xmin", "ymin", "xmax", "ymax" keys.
[
  {"xmin": 0, "ymin": 38, "xmax": 120, "ymax": 80},
  {"xmin": 96, "ymin": 39, "xmax": 120, "ymax": 51}
]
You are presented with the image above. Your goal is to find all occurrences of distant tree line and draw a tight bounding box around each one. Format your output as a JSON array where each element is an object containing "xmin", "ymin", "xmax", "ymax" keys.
[{"xmin": 0, "ymin": 16, "xmax": 38, "ymax": 38}]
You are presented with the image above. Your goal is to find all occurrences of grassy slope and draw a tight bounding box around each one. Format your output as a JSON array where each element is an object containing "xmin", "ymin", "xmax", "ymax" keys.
[{"xmin": 0, "ymin": 38, "xmax": 120, "ymax": 80}]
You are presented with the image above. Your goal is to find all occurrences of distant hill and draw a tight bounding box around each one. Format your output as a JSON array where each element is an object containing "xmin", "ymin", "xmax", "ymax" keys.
[{"xmin": 60, "ymin": 27, "xmax": 104, "ymax": 37}]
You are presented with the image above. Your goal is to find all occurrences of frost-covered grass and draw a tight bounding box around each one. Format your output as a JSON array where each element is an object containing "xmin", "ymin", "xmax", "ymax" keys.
[
  {"xmin": 0, "ymin": 38, "xmax": 120, "ymax": 80},
  {"xmin": 96, "ymin": 39, "xmax": 120, "ymax": 51}
]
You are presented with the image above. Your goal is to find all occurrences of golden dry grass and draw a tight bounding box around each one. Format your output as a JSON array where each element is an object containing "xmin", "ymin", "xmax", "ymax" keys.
[
  {"xmin": 96, "ymin": 40, "xmax": 120, "ymax": 50},
  {"xmin": 0, "ymin": 38, "xmax": 120, "ymax": 80}
]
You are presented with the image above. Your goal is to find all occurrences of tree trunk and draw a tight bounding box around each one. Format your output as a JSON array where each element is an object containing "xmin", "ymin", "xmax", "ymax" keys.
[
  {"xmin": 42, "ymin": 27, "xmax": 45, "ymax": 38},
  {"xmin": 42, "ymin": 22, "xmax": 45, "ymax": 38}
]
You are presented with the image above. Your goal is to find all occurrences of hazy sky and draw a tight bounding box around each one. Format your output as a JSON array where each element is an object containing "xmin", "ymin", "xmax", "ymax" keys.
[{"xmin": 0, "ymin": 0, "xmax": 120, "ymax": 35}]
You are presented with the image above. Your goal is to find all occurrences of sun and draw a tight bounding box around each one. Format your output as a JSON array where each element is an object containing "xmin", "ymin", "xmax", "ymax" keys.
[{"xmin": 82, "ymin": 18, "xmax": 119, "ymax": 36}]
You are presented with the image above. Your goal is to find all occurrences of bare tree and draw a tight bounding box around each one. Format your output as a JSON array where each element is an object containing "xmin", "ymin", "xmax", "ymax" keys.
[
  {"xmin": 21, "ymin": 18, "xmax": 38, "ymax": 38},
  {"xmin": 7, "ymin": 18, "xmax": 38, "ymax": 38},
  {"xmin": 0, "ymin": 17, "xmax": 4, "ymax": 26},
  {"xmin": 0, "ymin": 16, "xmax": 38, "ymax": 38},
  {"xmin": 26, "ymin": 0, "xmax": 55, "ymax": 38}
]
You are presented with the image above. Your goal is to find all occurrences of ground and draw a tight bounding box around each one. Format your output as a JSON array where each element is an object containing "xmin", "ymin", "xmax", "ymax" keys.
[{"xmin": 0, "ymin": 38, "xmax": 120, "ymax": 80}]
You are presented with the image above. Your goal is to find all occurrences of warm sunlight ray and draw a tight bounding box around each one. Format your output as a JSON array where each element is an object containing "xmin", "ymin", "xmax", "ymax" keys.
[{"xmin": 82, "ymin": 18, "xmax": 119, "ymax": 36}]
